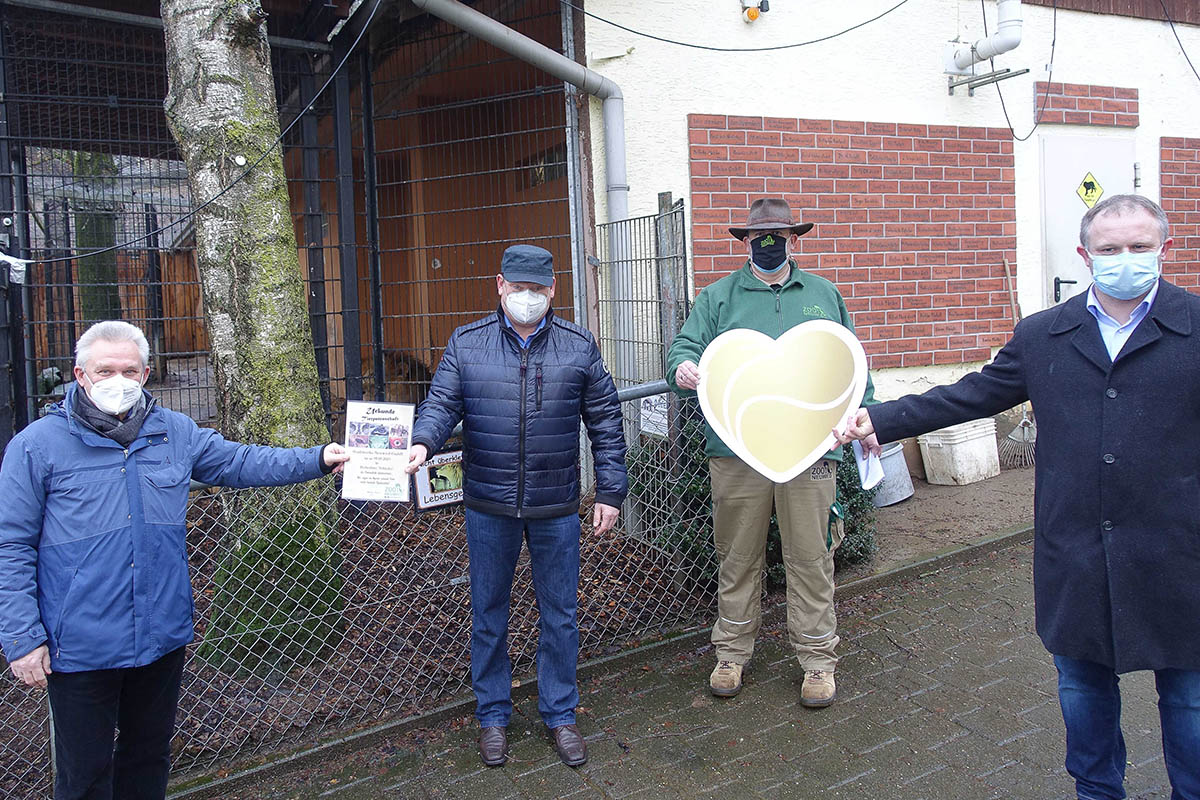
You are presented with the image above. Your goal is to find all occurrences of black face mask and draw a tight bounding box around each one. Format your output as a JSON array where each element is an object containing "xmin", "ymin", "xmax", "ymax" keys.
[{"xmin": 749, "ymin": 232, "xmax": 788, "ymax": 273}]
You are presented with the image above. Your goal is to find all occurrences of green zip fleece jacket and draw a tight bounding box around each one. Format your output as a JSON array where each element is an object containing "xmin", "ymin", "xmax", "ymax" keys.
[{"xmin": 666, "ymin": 260, "xmax": 876, "ymax": 461}]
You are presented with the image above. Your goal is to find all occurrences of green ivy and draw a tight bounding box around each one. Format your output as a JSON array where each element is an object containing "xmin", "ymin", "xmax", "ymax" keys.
[{"xmin": 198, "ymin": 482, "xmax": 345, "ymax": 678}]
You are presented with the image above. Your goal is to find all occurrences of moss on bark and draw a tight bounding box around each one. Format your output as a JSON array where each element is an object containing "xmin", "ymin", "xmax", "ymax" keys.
[{"xmin": 161, "ymin": 0, "xmax": 343, "ymax": 676}]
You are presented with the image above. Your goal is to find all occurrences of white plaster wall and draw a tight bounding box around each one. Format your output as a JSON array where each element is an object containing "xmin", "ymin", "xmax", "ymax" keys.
[{"xmin": 580, "ymin": 0, "xmax": 1200, "ymax": 394}]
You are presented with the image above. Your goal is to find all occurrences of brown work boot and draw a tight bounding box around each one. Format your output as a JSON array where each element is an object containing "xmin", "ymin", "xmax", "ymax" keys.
[
  {"xmin": 709, "ymin": 659, "xmax": 744, "ymax": 697},
  {"xmin": 800, "ymin": 669, "xmax": 836, "ymax": 708},
  {"xmin": 549, "ymin": 723, "xmax": 587, "ymax": 767},
  {"xmin": 478, "ymin": 726, "xmax": 508, "ymax": 767}
]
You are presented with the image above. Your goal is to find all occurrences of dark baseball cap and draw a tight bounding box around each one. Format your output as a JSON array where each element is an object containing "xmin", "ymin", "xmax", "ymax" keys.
[{"xmin": 500, "ymin": 244, "xmax": 555, "ymax": 286}]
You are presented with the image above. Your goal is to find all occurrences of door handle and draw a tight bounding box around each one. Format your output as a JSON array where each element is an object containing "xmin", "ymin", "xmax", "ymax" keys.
[{"xmin": 1054, "ymin": 276, "xmax": 1078, "ymax": 303}]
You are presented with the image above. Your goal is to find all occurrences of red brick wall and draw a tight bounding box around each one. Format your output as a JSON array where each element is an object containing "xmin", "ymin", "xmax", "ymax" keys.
[
  {"xmin": 688, "ymin": 114, "xmax": 1016, "ymax": 369},
  {"xmin": 1161, "ymin": 137, "xmax": 1200, "ymax": 290},
  {"xmin": 1034, "ymin": 82, "xmax": 1138, "ymax": 127}
]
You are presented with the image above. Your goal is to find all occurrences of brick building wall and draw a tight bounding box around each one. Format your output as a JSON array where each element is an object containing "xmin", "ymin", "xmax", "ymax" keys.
[
  {"xmin": 1033, "ymin": 82, "xmax": 1138, "ymax": 127},
  {"xmin": 1161, "ymin": 137, "xmax": 1200, "ymax": 291},
  {"xmin": 688, "ymin": 114, "xmax": 1017, "ymax": 369}
]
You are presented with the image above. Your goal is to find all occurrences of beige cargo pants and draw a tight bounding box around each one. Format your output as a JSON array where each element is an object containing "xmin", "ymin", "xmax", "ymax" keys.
[{"xmin": 709, "ymin": 456, "xmax": 844, "ymax": 671}]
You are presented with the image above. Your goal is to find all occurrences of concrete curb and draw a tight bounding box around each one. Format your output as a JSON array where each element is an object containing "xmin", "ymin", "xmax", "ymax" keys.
[{"xmin": 169, "ymin": 521, "xmax": 1035, "ymax": 798}]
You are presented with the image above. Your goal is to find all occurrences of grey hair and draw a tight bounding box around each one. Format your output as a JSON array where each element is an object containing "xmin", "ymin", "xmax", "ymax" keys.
[
  {"xmin": 75, "ymin": 321, "xmax": 150, "ymax": 370},
  {"xmin": 1079, "ymin": 194, "xmax": 1169, "ymax": 250}
]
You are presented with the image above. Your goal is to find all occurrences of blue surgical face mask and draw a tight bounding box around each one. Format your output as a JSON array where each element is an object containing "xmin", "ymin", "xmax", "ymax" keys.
[
  {"xmin": 1088, "ymin": 248, "xmax": 1161, "ymax": 300},
  {"xmin": 749, "ymin": 232, "xmax": 789, "ymax": 275}
]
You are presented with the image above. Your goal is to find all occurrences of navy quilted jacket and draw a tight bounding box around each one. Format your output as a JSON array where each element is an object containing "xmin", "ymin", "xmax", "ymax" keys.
[{"xmin": 412, "ymin": 310, "xmax": 628, "ymax": 519}]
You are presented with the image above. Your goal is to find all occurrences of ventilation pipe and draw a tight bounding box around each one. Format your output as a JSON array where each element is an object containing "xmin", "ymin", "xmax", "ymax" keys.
[
  {"xmin": 944, "ymin": 0, "xmax": 1023, "ymax": 74},
  {"xmin": 409, "ymin": 0, "xmax": 628, "ymax": 225}
]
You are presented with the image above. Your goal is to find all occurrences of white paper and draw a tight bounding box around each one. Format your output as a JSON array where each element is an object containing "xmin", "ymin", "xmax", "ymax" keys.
[
  {"xmin": 852, "ymin": 439, "xmax": 884, "ymax": 491},
  {"xmin": 340, "ymin": 400, "xmax": 415, "ymax": 502},
  {"xmin": 1, "ymin": 253, "xmax": 28, "ymax": 285}
]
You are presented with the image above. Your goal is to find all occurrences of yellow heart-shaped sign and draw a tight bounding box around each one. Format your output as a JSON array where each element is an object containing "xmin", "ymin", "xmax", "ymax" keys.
[{"xmin": 697, "ymin": 321, "xmax": 868, "ymax": 482}]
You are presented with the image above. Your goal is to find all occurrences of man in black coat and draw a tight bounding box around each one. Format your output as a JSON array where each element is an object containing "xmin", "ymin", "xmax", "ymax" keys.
[
  {"xmin": 835, "ymin": 194, "xmax": 1200, "ymax": 800},
  {"xmin": 406, "ymin": 244, "xmax": 628, "ymax": 769}
]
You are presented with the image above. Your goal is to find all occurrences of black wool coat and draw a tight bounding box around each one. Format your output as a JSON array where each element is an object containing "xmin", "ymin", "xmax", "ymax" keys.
[
  {"xmin": 412, "ymin": 310, "xmax": 628, "ymax": 519},
  {"xmin": 870, "ymin": 280, "xmax": 1200, "ymax": 673}
]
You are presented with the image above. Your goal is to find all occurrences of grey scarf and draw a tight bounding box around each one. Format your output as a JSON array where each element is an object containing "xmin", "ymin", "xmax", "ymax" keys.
[{"xmin": 73, "ymin": 388, "xmax": 151, "ymax": 447}]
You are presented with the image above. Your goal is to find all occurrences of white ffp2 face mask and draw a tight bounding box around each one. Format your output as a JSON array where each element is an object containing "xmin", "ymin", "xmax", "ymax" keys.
[
  {"xmin": 504, "ymin": 289, "xmax": 550, "ymax": 325},
  {"xmin": 84, "ymin": 373, "xmax": 144, "ymax": 416}
]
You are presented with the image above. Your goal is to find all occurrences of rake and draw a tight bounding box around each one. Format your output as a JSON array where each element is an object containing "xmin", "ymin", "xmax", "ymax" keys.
[{"xmin": 998, "ymin": 257, "xmax": 1037, "ymax": 468}]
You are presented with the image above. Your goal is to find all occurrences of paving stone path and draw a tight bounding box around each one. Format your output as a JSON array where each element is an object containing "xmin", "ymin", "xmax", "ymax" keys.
[{"xmin": 220, "ymin": 542, "xmax": 1172, "ymax": 800}]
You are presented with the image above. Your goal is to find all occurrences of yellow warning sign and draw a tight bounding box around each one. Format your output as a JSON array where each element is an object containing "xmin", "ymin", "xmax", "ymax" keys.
[{"xmin": 1077, "ymin": 172, "xmax": 1104, "ymax": 208}]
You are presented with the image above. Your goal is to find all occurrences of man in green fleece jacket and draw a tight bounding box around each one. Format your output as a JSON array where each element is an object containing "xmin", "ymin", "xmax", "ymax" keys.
[{"xmin": 667, "ymin": 198, "xmax": 876, "ymax": 707}]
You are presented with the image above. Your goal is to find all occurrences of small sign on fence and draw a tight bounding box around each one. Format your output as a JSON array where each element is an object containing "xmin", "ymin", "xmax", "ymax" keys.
[{"xmin": 413, "ymin": 449, "xmax": 465, "ymax": 509}]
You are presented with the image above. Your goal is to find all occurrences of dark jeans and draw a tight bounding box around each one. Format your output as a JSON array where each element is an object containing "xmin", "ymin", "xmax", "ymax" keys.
[
  {"xmin": 46, "ymin": 647, "xmax": 186, "ymax": 800},
  {"xmin": 1055, "ymin": 655, "xmax": 1200, "ymax": 800},
  {"xmin": 464, "ymin": 508, "xmax": 581, "ymax": 729}
]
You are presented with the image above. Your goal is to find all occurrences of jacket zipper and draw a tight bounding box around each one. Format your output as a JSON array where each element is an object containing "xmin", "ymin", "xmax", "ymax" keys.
[
  {"xmin": 773, "ymin": 285, "xmax": 784, "ymax": 335},
  {"xmin": 536, "ymin": 366, "xmax": 543, "ymax": 411},
  {"xmin": 517, "ymin": 348, "xmax": 529, "ymax": 517}
]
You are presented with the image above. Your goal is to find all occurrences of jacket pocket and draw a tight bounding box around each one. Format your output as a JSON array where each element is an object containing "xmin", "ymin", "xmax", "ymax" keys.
[
  {"xmin": 50, "ymin": 566, "xmax": 81, "ymax": 653},
  {"xmin": 46, "ymin": 468, "xmax": 126, "ymax": 543},
  {"xmin": 142, "ymin": 463, "xmax": 191, "ymax": 525}
]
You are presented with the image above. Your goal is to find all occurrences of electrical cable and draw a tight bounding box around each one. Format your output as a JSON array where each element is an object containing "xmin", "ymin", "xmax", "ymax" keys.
[
  {"xmin": 982, "ymin": 0, "xmax": 1057, "ymax": 143},
  {"xmin": 557, "ymin": 0, "xmax": 914, "ymax": 53},
  {"xmin": 1159, "ymin": 0, "xmax": 1200, "ymax": 85},
  {"xmin": 22, "ymin": 0, "xmax": 381, "ymax": 266}
]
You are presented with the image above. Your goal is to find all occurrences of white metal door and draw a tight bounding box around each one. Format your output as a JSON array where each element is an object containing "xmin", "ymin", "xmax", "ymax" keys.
[{"xmin": 1039, "ymin": 135, "xmax": 1136, "ymax": 305}]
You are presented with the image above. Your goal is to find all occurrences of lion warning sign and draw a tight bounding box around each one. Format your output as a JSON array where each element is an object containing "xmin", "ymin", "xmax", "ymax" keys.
[{"xmin": 1076, "ymin": 172, "xmax": 1104, "ymax": 208}]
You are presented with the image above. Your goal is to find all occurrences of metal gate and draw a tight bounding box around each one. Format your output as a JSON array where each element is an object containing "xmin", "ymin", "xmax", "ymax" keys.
[
  {"xmin": 0, "ymin": 0, "xmax": 580, "ymax": 439},
  {"xmin": 0, "ymin": 3, "xmax": 341, "ymax": 427},
  {"xmin": 595, "ymin": 194, "xmax": 690, "ymax": 390}
]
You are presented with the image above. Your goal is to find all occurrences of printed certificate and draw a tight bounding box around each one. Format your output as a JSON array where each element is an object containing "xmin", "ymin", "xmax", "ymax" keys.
[{"xmin": 340, "ymin": 401, "xmax": 416, "ymax": 502}]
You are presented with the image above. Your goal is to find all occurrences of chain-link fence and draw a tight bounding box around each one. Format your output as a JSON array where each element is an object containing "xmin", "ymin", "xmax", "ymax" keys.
[{"xmin": 0, "ymin": 385, "xmax": 718, "ymax": 798}]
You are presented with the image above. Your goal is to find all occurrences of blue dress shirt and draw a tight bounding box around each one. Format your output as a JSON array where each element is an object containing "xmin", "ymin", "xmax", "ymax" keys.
[{"xmin": 1085, "ymin": 281, "xmax": 1158, "ymax": 362}]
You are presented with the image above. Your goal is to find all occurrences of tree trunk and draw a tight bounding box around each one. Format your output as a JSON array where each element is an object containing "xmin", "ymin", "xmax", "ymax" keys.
[{"xmin": 160, "ymin": 0, "xmax": 342, "ymax": 675}]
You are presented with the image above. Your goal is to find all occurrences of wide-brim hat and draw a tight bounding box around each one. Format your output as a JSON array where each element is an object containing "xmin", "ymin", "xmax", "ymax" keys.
[
  {"xmin": 729, "ymin": 198, "xmax": 814, "ymax": 240},
  {"xmin": 500, "ymin": 244, "xmax": 555, "ymax": 286}
]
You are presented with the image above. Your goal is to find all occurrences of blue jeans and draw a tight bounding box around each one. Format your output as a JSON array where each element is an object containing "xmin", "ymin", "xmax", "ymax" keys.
[
  {"xmin": 465, "ymin": 508, "xmax": 581, "ymax": 729},
  {"xmin": 45, "ymin": 646, "xmax": 186, "ymax": 800},
  {"xmin": 1055, "ymin": 655, "xmax": 1200, "ymax": 800}
]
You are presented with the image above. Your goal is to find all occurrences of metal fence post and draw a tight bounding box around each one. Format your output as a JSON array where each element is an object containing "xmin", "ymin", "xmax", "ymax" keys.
[
  {"xmin": 655, "ymin": 193, "xmax": 689, "ymax": 505},
  {"xmin": 333, "ymin": 40, "xmax": 363, "ymax": 403},
  {"xmin": 299, "ymin": 55, "xmax": 333, "ymax": 433}
]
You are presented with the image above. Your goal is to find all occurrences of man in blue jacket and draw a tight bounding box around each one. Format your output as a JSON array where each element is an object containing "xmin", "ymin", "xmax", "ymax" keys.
[
  {"xmin": 406, "ymin": 244, "xmax": 627, "ymax": 769},
  {"xmin": 0, "ymin": 320, "xmax": 348, "ymax": 800}
]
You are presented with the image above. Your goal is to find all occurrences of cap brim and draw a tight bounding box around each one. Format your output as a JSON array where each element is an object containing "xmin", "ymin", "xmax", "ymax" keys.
[
  {"xmin": 728, "ymin": 222, "xmax": 814, "ymax": 240},
  {"xmin": 502, "ymin": 270, "xmax": 554, "ymax": 286}
]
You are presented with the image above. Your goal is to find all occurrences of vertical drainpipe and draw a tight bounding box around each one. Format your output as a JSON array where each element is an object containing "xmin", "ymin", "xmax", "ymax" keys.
[{"xmin": 408, "ymin": 0, "xmax": 636, "ymax": 386}]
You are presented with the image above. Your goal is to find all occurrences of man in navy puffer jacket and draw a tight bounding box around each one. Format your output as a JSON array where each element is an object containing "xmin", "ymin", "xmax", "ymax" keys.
[
  {"xmin": 0, "ymin": 320, "xmax": 349, "ymax": 800},
  {"xmin": 407, "ymin": 244, "xmax": 627, "ymax": 769}
]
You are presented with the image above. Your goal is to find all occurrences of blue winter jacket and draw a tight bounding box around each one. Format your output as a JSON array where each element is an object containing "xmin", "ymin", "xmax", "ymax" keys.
[
  {"xmin": 0, "ymin": 384, "xmax": 327, "ymax": 672},
  {"xmin": 412, "ymin": 310, "xmax": 628, "ymax": 518}
]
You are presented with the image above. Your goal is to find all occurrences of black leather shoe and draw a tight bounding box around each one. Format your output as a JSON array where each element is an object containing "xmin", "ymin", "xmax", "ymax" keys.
[
  {"xmin": 478, "ymin": 726, "xmax": 507, "ymax": 767},
  {"xmin": 549, "ymin": 723, "xmax": 587, "ymax": 767}
]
